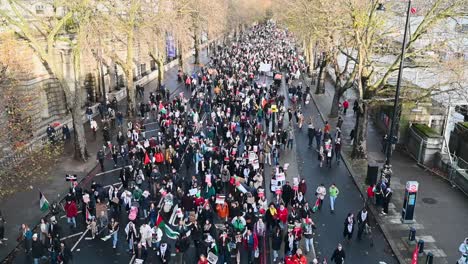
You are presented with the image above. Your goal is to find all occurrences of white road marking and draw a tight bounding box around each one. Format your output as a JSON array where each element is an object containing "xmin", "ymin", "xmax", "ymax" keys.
[
  {"xmin": 129, "ymin": 254, "xmax": 136, "ymax": 264},
  {"xmin": 60, "ymin": 232, "xmax": 84, "ymax": 241},
  {"xmin": 71, "ymin": 229, "xmax": 89, "ymax": 252}
]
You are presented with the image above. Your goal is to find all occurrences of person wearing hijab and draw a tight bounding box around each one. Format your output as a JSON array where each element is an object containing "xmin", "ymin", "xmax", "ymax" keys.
[
  {"xmin": 343, "ymin": 213, "xmax": 355, "ymax": 241},
  {"xmin": 357, "ymin": 208, "xmax": 369, "ymax": 240}
]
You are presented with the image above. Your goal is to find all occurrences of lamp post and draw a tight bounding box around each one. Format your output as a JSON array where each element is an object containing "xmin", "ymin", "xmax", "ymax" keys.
[{"xmin": 381, "ymin": 0, "xmax": 413, "ymax": 182}]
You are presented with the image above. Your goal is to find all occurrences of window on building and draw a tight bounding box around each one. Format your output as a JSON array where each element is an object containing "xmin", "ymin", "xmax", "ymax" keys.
[
  {"xmin": 140, "ymin": 63, "xmax": 147, "ymax": 76},
  {"xmin": 150, "ymin": 60, "xmax": 156, "ymax": 71}
]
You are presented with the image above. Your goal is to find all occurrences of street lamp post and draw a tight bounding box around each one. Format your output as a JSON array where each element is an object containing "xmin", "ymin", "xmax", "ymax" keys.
[{"xmin": 382, "ymin": 0, "xmax": 413, "ymax": 183}]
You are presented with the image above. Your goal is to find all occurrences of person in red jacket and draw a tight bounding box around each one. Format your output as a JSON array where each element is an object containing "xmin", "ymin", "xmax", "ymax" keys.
[
  {"xmin": 197, "ymin": 254, "xmax": 208, "ymax": 264},
  {"xmin": 243, "ymin": 229, "xmax": 258, "ymax": 263},
  {"xmin": 291, "ymin": 248, "xmax": 307, "ymax": 264},
  {"xmin": 277, "ymin": 203, "xmax": 289, "ymax": 230},
  {"xmin": 64, "ymin": 200, "xmax": 78, "ymax": 228},
  {"xmin": 366, "ymin": 184, "xmax": 375, "ymax": 205},
  {"xmin": 342, "ymin": 99, "xmax": 349, "ymax": 115}
]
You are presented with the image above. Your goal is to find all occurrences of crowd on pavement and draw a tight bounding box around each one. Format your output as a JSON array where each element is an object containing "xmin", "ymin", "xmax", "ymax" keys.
[{"xmin": 9, "ymin": 20, "xmax": 466, "ymax": 264}]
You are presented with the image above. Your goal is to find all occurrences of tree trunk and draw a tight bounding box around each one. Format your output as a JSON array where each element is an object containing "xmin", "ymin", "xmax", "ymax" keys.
[
  {"xmin": 71, "ymin": 99, "xmax": 88, "ymax": 161},
  {"xmin": 156, "ymin": 57, "xmax": 164, "ymax": 90},
  {"xmin": 351, "ymin": 100, "xmax": 368, "ymax": 159},
  {"xmin": 329, "ymin": 86, "xmax": 343, "ymax": 118},
  {"xmin": 178, "ymin": 42, "xmax": 184, "ymax": 71},
  {"xmin": 315, "ymin": 59, "xmax": 326, "ymax": 94},
  {"xmin": 126, "ymin": 69, "xmax": 136, "ymax": 117},
  {"xmin": 194, "ymin": 34, "xmax": 200, "ymax": 65}
]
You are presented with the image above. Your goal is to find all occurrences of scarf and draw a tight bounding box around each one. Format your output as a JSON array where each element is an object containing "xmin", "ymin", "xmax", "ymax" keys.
[{"xmin": 360, "ymin": 211, "xmax": 368, "ymax": 222}]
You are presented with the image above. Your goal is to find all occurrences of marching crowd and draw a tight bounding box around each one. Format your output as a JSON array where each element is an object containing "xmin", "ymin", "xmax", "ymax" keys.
[{"xmin": 14, "ymin": 22, "xmax": 378, "ymax": 264}]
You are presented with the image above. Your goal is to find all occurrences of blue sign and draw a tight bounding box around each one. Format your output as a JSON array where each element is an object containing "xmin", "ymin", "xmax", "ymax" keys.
[{"xmin": 166, "ymin": 34, "xmax": 176, "ymax": 58}]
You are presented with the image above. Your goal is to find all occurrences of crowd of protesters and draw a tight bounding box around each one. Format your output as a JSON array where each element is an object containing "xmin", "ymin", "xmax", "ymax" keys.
[{"xmin": 12, "ymin": 22, "xmax": 381, "ymax": 264}]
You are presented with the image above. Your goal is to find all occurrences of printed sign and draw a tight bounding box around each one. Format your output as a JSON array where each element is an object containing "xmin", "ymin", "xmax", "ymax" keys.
[{"xmin": 276, "ymin": 173, "xmax": 285, "ymax": 182}]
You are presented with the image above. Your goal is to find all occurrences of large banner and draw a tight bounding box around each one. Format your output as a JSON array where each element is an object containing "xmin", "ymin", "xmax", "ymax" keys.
[{"xmin": 166, "ymin": 33, "xmax": 176, "ymax": 59}]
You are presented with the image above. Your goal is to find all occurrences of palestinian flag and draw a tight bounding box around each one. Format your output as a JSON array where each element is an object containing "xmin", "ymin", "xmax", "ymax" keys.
[
  {"xmin": 156, "ymin": 214, "xmax": 179, "ymax": 240},
  {"xmin": 39, "ymin": 192, "xmax": 49, "ymax": 212}
]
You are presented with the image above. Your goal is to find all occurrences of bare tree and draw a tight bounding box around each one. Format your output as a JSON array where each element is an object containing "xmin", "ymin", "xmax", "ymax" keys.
[{"xmin": 0, "ymin": 0, "xmax": 90, "ymax": 161}]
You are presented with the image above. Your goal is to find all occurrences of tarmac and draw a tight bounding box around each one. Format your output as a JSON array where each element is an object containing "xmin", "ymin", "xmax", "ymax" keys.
[
  {"xmin": 0, "ymin": 47, "xmax": 211, "ymax": 263},
  {"xmin": 306, "ymin": 74, "xmax": 468, "ymax": 264}
]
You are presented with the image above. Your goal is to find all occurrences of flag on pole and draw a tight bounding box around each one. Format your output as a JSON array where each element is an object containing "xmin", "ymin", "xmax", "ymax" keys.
[
  {"xmin": 411, "ymin": 244, "xmax": 419, "ymax": 264},
  {"xmin": 155, "ymin": 213, "xmax": 179, "ymax": 240},
  {"xmin": 39, "ymin": 192, "xmax": 49, "ymax": 212}
]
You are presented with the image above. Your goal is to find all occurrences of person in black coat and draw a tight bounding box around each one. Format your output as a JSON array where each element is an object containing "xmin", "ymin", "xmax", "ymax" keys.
[
  {"xmin": 271, "ymin": 227, "xmax": 282, "ymax": 262},
  {"xmin": 264, "ymin": 203, "xmax": 278, "ymax": 232},
  {"xmin": 31, "ymin": 234, "xmax": 44, "ymax": 262},
  {"xmin": 331, "ymin": 243, "xmax": 346, "ymax": 264},
  {"xmin": 135, "ymin": 242, "xmax": 148, "ymax": 261},
  {"xmin": 281, "ymin": 182, "xmax": 293, "ymax": 207},
  {"xmin": 157, "ymin": 242, "xmax": 171, "ymax": 263},
  {"xmin": 343, "ymin": 213, "xmax": 355, "ymax": 241},
  {"xmin": 58, "ymin": 242, "xmax": 73, "ymax": 264}
]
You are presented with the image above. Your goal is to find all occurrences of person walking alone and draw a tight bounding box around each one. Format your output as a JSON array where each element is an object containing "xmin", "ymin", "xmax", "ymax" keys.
[
  {"xmin": 331, "ymin": 243, "xmax": 346, "ymax": 264},
  {"xmin": 329, "ymin": 183, "xmax": 339, "ymax": 213},
  {"xmin": 357, "ymin": 208, "xmax": 369, "ymax": 240},
  {"xmin": 343, "ymin": 213, "xmax": 355, "ymax": 241}
]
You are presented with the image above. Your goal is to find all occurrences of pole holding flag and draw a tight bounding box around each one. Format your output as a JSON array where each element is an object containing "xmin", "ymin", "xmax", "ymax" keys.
[{"xmin": 39, "ymin": 191, "xmax": 49, "ymax": 212}]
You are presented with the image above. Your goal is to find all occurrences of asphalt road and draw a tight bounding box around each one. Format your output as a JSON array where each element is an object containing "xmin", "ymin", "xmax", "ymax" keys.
[{"xmin": 291, "ymin": 81, "xmax": 399, "ymax": 264}]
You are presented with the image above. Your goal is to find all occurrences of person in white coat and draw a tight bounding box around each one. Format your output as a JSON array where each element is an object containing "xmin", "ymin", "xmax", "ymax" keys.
[
  {"xmin": 459, "ymin": 238, "xmax": 468, "ymax": 264},
  {"xmin": 139, "ymin": 223, "xmax": 153, "ymax": 247},
  {"xmin": 315, "ymin": 184, "xmax": 326, "ymax": 211}
]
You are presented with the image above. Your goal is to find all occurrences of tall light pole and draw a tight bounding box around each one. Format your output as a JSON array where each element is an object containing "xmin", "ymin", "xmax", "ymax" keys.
[{"xmin": 382, "ymin": 0, "xmax": 412, "ymax": 182}]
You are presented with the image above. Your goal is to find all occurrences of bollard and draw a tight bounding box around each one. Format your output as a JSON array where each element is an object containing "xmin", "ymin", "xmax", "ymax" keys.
[
  {"xmin": 408, "ymin": 227, "xmax": 416, "ymax": 242},
  {"xmin": 418, "ymin": 240, "xmax": 425, "ymax": 256},
  {"xmin": 425, "ymin": 252, "xmax": 433, "ymax": 264}
]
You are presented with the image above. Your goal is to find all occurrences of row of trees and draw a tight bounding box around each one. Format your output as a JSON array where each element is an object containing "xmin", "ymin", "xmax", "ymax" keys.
[
  {"xmin": 0, "ymin": 0, "xmax": 270, "ymax": 161},
  {"xmin": 273, "ymin": 0, "xmax": 467, "ymax": 158}
]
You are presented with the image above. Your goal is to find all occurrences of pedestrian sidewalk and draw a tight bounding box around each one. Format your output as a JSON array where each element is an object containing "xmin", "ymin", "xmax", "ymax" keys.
[
  {"xmin": 306, "ymin": 75, "xmax": 468, "ymax": 264},
  {"xmin": 0, "ymin": 48, "xmax": 211, "ymax": 262}
]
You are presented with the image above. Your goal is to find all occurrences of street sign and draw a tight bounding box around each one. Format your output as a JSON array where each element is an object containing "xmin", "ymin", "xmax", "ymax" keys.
[
  {"xmin": 406, "ymin": 181, "xmax": 419, "ymax": 192},
  {"xmin": 65, "ymin": 174, "xmax": 77, "ymax": 182}
]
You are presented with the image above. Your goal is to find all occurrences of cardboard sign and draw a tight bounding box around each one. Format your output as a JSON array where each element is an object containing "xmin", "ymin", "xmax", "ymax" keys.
[
  {"xmin": 284, "ymin": 163, "xmax": 290, "ymax": 171},
  {"xmin": 249, "ymin": 152, "xmax": 257, "ymax": 162},
  {"xmin": 293, "ymin": 177, "xmax": 299, "ymax": 187},
  {"xmin": 276, "ymin": 173, "xmax": 285, "ymax": 182},
  {"xmin": 208, "ymin": 252, "xmax": 218, "ymax": 264},
  {"xmin": 189, "ymin": 188, "xmax": 198, "ymax": 196},
  {"xmin": 252, "ymin": 160, "xmax": 259, "ymax": 170},
  {"xmin": 253, "ymin": 145, "xmax": 258, "ymax": 152},
  {"xmin": 205, "ymin": 174, "xmax": 211, "ymax": 184}
]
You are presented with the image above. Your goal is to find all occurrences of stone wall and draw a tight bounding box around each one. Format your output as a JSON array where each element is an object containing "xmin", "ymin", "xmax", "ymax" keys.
[{"xmin": 371, "ymin": 102, "xmax": 445, "ymax": 144}]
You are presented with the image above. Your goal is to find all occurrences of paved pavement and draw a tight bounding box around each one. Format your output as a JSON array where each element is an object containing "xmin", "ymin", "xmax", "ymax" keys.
[
  {"xmin": 286, "ymin": 77, "xmax": 398, "ymax": 264},
  {"xmin": 307, "ymin": 74, "xmax": 468, "ymax": 264}
]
